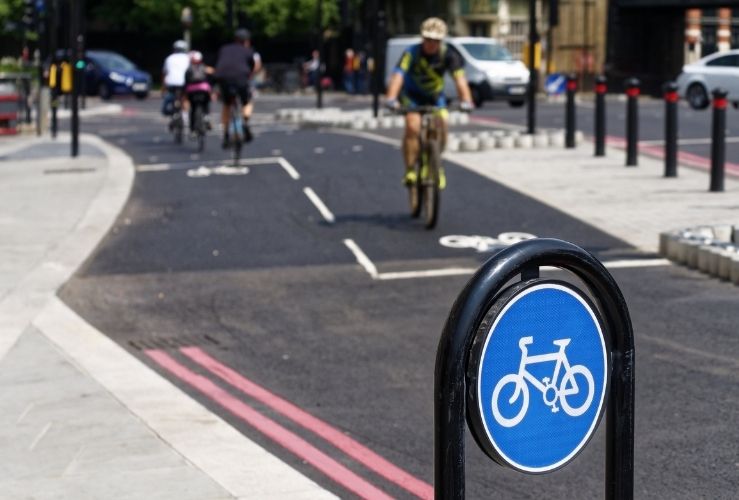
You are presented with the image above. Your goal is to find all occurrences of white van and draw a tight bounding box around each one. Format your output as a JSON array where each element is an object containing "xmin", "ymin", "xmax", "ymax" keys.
[{"xmin": 385, "ymin": 36, "xmax": 529, "ymax": 108}]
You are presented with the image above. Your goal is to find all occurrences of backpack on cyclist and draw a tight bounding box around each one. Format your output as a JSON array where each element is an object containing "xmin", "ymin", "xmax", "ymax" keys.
[{"xmin": 187, "ymin": 63, "xmax": 208, "ymax": 84}]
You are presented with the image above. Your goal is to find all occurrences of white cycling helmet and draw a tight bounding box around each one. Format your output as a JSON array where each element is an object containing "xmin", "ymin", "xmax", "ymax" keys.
[
  {"xmin": 189, "ymin": 50, "xmax": 203, "ymax": 63},
  {"xmin": 420, "ymin": 17, "xmax": 447, "ymax": 40},
  {"xmin": 173, "ymin": 40, "xmax": 188, "ymax": 52}
]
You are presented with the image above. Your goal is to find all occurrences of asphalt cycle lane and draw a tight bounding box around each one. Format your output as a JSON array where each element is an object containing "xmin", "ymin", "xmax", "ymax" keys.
[
  {"xmin": 59, "ymin": 103, "xmax": 738, "ymax": 498},
  {"xmin": 294, "ymin": 129, "xmax": 637, "ymax": 275}
]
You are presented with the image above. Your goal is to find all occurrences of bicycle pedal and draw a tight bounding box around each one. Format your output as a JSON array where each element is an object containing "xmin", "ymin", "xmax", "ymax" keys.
[{"xmin": 551, "ymin": 407, "xmax": 559, "ymax": 413}]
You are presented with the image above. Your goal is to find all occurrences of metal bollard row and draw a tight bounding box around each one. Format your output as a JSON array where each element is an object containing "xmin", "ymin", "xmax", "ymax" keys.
[
  {"xmin": 710, "ymin": 88, "xmax": 728, "ymax": 192},
  {"xmin": 663, "ymin": 82, "xmax": 679, "ymax": 178},
  {"xmin": 594, "ymin": 76, "xmax": 607, "ymax": 157},
  {"xmin": 625, "ymin": 77, "xmax": 640, "ymax": 167}
]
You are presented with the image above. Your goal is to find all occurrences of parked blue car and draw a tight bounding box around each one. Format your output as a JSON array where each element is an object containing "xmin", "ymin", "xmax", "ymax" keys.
[{"xmin": 84, "ymin": 50, "xmax": 152, "ymax": 100}]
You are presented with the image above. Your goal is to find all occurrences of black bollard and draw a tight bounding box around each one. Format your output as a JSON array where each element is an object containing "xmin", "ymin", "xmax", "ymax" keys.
[
  {"xmin": 663, "ymin": 82, "xmax": 679, "ymax": 177},
  {"xmin": 710, "ymin": 87, "xmax": 728, "ymax": 192},
  {"xmin": 565, "ymin": 74, "xmax": 577, "ymax": 148},
  {"xmin": 50, "ymin": 86, "xmax": 59, "ymax": 139},
  {"xmin": 594, "ymin": 75, "xmax": 607, "ymax": 156},
  {"xmin": 625, "ymin": 78, "xmax": 640, "ymax": 166}
]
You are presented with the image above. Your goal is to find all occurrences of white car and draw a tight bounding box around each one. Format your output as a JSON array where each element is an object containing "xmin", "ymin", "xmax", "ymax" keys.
[{"xmin": 676, "ymin": 49, "xmax": 739, "ymax": 110}]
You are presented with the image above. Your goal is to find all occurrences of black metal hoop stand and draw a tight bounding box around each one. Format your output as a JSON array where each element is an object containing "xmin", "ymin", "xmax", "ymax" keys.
[{"xmin": 434, "ymin": 238, "xmax": 634, "ymax": 499}]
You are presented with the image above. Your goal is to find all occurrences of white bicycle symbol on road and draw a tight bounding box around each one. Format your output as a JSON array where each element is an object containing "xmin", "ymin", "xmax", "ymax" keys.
[
  {"xmin": 439, "ymin": 232, "xmax": 537, "ymax": 253},
  {"xmin": 492, "ymin": 336, "xmax": 595, "ymax": 428}
]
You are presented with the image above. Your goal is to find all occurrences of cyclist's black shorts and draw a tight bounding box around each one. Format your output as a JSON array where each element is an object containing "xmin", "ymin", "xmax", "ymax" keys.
[
  {"xmin": 219, "ymin": 82, "xmax": 251, "ymax": 105},
  {"xmin": 166, "ymin": 86, "xmax": 185, "ymax": 98},
  {"xmin": 187, "ymin": 90, "xmax": 211, "ymax": 113}
]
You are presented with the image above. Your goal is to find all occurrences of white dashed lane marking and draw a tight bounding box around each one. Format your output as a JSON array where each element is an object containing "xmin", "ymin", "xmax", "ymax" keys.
[{"xmin": 303, "ymin": 187, "xmax": 335, "ymax": 224}]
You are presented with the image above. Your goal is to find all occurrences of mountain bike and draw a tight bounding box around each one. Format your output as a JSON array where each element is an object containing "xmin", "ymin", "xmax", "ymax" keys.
[
  {"xmin": 397, "ymin": 105, "xmax": 467, "ymax": 229},
  {"xmin": 400, "ymin": 106, "xmax": 442, "ymax": 228}
]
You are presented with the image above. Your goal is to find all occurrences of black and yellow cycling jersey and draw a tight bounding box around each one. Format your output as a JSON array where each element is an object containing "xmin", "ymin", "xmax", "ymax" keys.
[{"xmin": 394, "ymin": 43, "xmax": 464, "ymax": 106}]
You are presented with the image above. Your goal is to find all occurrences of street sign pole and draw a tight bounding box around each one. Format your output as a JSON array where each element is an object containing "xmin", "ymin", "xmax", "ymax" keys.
[
  {"xmin": 315, "ymin": 0, "xmax": 323, "ymax": 109},
  {"xmin": 226, "ymin": 0, "xmax": 234, "ymax": 34},
  {"xmin": 69, "ymin": 0, "xmax": 80, "ymax": 157},
  {"xmin": 526, "ymin": 0, "xmax": 537, "ymax": 134},
  {"xmin": 435, "ymin": 238, "xmax": 634, "ymax": 499},
  {"xmin": 372, "ymin": 4, "xmax": 385, "ymax": 118}
]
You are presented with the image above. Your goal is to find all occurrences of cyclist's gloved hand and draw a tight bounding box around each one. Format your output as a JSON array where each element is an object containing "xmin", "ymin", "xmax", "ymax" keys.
[
  {"xmin": 459, "ymin": 100, "xmax": 474, "ymax": 112},
  {"xmin": 385, "ymin": 98, "xmax": 400, "ymax": 112}
]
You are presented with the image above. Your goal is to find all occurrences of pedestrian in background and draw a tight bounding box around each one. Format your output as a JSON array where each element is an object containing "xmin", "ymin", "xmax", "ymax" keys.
[
  {"xmin": 355, "ymin": 51, "xmax": 369, "ymax": 94},
  {"xmin": 303, "ymin": 49, "xmax": 320, "ymax": 88},
  {"xmin": 343, "ymin": 48, "xmax": 355, "ymax": 94}
]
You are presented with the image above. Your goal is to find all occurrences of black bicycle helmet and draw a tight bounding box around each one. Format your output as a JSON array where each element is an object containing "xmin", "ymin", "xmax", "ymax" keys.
[{"xmin": 234, "ymin": 28, "xmax": 251, "ymax": 42}]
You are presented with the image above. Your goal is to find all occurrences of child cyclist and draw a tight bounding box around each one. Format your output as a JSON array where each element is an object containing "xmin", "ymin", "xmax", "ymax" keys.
[{"xmin": 185, "ymin": 51, "xmax": 212, "ymax": 132}]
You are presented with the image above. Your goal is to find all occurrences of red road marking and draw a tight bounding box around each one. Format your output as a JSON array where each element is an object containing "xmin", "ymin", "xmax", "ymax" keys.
[
  {"xmin": 145, "ymin": 349, "xmax": 393, "ymax": 500},
  {"xmin": 181, "ymin": 346, "xmax": 434, "ymax": 500},
  {"xmin": 604, "ymin": 135, "xmax": 739, "ymax": 177}
]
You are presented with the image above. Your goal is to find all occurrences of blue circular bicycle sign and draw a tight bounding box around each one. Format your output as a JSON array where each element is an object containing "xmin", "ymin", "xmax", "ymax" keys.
[{"xmin": 467, "ymin": 279, "xmax": 609, "ymax": 474}]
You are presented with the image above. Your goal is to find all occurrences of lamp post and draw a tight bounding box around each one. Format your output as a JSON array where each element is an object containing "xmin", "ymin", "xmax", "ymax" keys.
[
  {"xmin": 526, "ymin": 0, "xmax": 538, "ymax": 134},
  {"xmin": 315, "ymin": 0, "xmax": 323, "ymax": 109},
  {"xmin": 226, "ymin": 0, "xmax": 234, "ymax": 33},
  {"xmin": 181, "ymin": 6, "xmax": 193, "ymax": 49}
]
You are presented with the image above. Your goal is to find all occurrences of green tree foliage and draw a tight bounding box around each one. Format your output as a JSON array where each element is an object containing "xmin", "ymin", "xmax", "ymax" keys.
[
  {"xmin": 1, "ymin": 0, "xmax": 31, "ymax": 34},
  {"xmin": 243, "ymin": 0, "xmax": 338, "ymax": 37},
  {"xmin": 88, "ymin": 0, "xmax": 225, "ymax": 36},
  {"xmin": 86, "ymin": 0, "xmax": 338, "ymax": 38}
]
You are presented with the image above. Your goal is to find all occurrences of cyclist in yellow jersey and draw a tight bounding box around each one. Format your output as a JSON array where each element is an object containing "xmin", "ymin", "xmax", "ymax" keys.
[{"xmin": 385, "ymin": 17, "xmax": 473, "ymax": 189}]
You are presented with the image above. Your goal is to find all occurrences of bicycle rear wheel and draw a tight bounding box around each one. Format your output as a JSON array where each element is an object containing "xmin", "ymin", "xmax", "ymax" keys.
[
  {"xmin": 230, "ymin": 105, "xmax": 243, "ymax": 165},
  {"xmin": 194, "ymin": 106, "xmax": 205, "ymax": 152},
  {"xmin": 173, "ymin": 112, "xmax": 183, "ymax": 144},
  {"xmin": 423, "ymin": 139, "xmax": 441, "ymax": 229}
]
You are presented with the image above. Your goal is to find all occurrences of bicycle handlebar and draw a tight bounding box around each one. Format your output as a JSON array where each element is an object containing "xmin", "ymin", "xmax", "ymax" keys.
[{"xmin": 391, "ymin": 104, "xmax": 472, "ymax": 115}]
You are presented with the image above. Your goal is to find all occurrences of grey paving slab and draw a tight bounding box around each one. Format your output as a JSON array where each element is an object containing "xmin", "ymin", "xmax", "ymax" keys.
[
  {"xmin": 0, "ymin": 327, "xmax": 233, "ymax": 500},
  {"xmin": 446, "ymin": 143, "xmax": 739, "ymax": 253},
  {"xmin": 0, "ymin": 141, "xmax": 105, "ymax": 160}
]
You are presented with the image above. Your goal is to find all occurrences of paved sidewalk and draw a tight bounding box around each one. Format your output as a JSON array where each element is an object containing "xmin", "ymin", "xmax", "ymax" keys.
[
  {"xmin": 446, "ymin": 142, "xmax": 739, "ymax": 253},
  {"xmin": 0, "ymin": 134, "xmax": 334, "ymax": 499}
]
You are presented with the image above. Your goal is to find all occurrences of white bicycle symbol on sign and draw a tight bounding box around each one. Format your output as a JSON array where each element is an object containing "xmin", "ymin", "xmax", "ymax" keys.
[{"xmin": 492, "ymin": 336, "xmax": 595, "ymax": 428}]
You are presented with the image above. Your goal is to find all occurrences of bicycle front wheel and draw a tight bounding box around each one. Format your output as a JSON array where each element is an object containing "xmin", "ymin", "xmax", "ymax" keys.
[
  {"xmin": 408, "ymin": 159, "xmax": 422, "ymax": 218},
  {"xmin": 423, "ymin": 139, "xmax": 441, "ymax": 229},
  {"xmin": 559, "ymin": 365, "xmax": 595, "ymax": 417}
]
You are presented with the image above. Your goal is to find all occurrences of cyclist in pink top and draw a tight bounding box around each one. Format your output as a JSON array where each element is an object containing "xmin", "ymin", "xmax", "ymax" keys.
[{"xmin": 185, "ymin": 51, "xmax": 212, "ymax": 132}]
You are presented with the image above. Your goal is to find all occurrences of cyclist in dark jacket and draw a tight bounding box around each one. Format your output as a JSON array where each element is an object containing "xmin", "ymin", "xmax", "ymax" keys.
[{"xmin": 214, "ymin": 28, "xmax": 262, "ymax": 148}]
